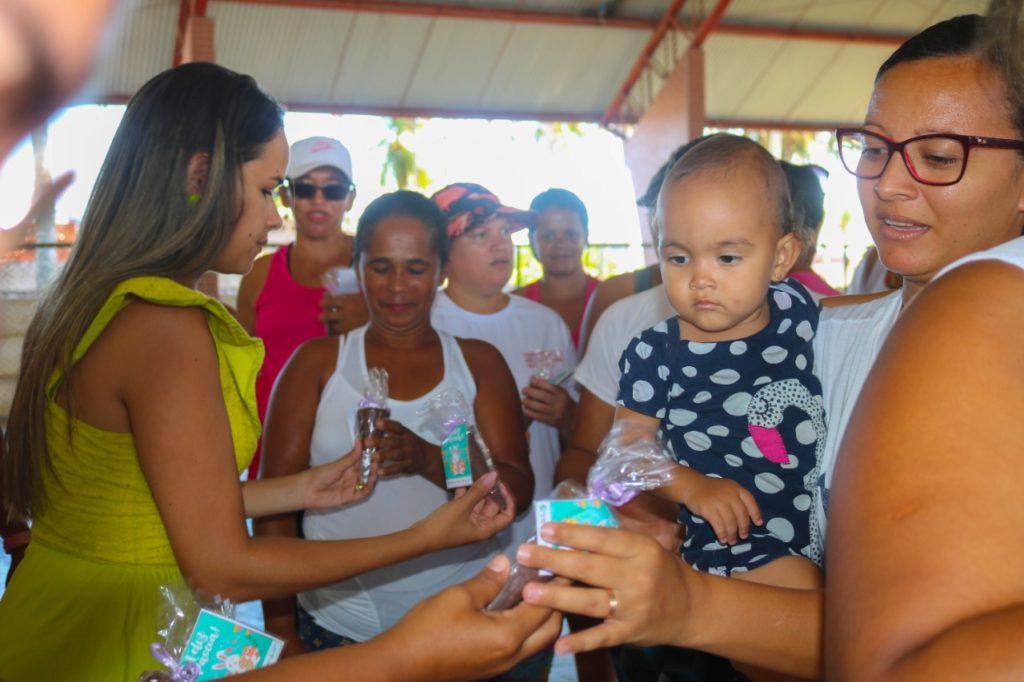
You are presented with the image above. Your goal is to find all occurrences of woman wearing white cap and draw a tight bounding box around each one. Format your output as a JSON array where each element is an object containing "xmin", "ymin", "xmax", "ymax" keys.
[{"xmin": 237, "ymin": 136, "xmax": 368, "ymax": 479}]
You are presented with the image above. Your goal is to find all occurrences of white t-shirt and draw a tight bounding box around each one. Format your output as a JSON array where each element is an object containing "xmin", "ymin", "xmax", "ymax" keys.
[
  {"xmin": 811, "ymin": 289, "xmax": 902, "ymax": 558},
  {"xmin": 574, "ymin": 285, "xmax": 675, "ymax": 405},
  {"xmin": 298, "ymin": 326, "xmax": 499, "ymax": 641},
  {"xmin": 431, "ymin": 291, "xmax": 577, "ymax": 548}
]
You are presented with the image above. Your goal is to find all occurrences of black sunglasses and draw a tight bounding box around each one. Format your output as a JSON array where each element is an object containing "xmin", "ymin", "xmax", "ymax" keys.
[{"xmin": 290, "ymin": 181, "xmax": 354, "ymax": 202}]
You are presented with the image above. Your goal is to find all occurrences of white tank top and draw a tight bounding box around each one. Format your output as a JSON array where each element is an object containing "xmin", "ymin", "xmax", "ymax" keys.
[
  {"xmin": 298, "ymin": 325, "xmax": 500, "ymax": 641},
  {"xmin": 937, "ymin": 234, "xmax": 1024, "ymax": 277},
  {"xmin": 811, "ymin": 235, "xmax": 1024, "ymax": 558}
]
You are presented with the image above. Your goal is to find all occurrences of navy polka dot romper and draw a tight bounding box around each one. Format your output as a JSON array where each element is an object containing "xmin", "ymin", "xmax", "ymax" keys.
[{"xmin": 617, "ymin": 279, "xmax": 825, "ymax": 575}]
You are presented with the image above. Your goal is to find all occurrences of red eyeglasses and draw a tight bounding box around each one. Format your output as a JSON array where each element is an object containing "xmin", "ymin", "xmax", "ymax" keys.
[{"xmin": 836, "ymin": 127, "xmax": 1024, "ymax": 186}]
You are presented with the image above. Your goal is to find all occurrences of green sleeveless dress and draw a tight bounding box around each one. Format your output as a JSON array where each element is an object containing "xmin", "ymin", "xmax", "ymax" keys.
[{"xmin": 0, "ymin": 277, "xmax": 263, "ymax": 681}]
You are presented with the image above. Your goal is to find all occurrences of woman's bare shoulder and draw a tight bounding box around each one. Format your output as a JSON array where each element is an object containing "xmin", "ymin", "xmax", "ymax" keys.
[
  {"xmin": 103, "ymin": 299, "xmax": 211, "ymax": 348},
  {"xmin": 281, "ymin": 335, "xmax": 340, "ymax": 382},
  {"xmin": 911, "ymin": 259, "xmax": 1024, "ymax": 323},
  {"xmin": 67, "ymin": 301, "xmax": 217, "ymax": 430}
]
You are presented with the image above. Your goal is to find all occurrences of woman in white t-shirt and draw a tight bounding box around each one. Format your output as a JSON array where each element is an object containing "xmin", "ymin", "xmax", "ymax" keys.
[
  {"xmin": 515, "ymin": 11, "xmax": 1024, "ymax": 679},
  {"xmin": 253, "ymin": 191, "xmax": 533, "ymax": 657}
]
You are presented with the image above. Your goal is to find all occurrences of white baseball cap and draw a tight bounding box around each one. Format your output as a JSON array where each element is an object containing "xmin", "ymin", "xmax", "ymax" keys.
[{"xmin": 287, "ymin": 137, "xmax": 353, "ymax": 182}]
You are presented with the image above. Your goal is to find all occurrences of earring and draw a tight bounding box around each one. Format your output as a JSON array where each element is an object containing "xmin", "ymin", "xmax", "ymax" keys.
[{"xmin": 187, "ymin": 193, "xmax": 201, "ymax": 208}]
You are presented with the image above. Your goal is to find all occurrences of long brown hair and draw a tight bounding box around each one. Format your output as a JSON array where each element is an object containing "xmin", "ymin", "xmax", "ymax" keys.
[{"xmin": 2, "ymin": 63, "xmax": 283, "ymax": 520}]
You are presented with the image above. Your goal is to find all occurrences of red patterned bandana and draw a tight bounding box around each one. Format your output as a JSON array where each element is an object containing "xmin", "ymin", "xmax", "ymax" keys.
[{"xmin": 431, "ymin": 183, "xmax": 536, "ymax": 238}]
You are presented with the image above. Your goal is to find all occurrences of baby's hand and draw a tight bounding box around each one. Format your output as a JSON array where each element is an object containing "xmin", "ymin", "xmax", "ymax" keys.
[{"xmin": 684, "ymin": 476, "xmax": 762, "ymax": 545}]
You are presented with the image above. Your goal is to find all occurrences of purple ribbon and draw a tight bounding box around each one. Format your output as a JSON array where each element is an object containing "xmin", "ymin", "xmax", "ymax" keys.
[
  {"xmin": 150, "ymin": 643, "xmax": 200, "ymax": 681},
  {"xmin": 442, "ymin": 416, "xmax": 465, "ymax": 436},
  {"xmin": 588, "ymin": 478, "xmax": 637, "ymax": 507}
]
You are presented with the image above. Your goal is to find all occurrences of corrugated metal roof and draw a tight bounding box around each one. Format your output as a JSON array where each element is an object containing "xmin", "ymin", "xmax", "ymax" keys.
[
  {"xmin": 80, "ymin": 0, "xmax": 990, "ymax": 128},
  {"xmin": 82, "ymin": 0, "xmax": 180, "ymax": 99}
]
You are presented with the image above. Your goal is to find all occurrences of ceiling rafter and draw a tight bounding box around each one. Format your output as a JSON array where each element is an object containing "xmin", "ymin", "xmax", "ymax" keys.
[
  {"xmin": 707, "ymin": 117, "xmax": 853, "ymax": 131},
  {"xmin": 691, "ymin": 0, "xmax": 732, "ymax": 49},
  {"xmin": 600, "ymin": 0, "xmax": 689, "ymax": 127},
  {"xmin": 211, "ymin": 0, "xmax": 914, "ymax": 45},
  {"xmin": 603, "ymin": 0, "xmax": 732, "ymax": 126},
  {"xmin": 94, "ymin": 92, "xmax": 607, "ymax": 122},
  {"xmin": 155, "ymin": 1, "xmax": 918, "ymax": 129},
  {"xmin": 213, "ymin": 0, "xmax": 656, "ymax": 29},
  {"xmin": 714, "ymin": 21, "xmax": 908, "ymax": 45}
]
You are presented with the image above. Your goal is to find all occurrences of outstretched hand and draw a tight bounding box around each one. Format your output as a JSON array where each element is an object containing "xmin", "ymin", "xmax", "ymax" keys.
[
  {"xmin": 301, "ymin": 441, "xmax": 377, "ymax": 511},
  {"xmin": 418, "ymin": 471, "xmax": 515, "ymax": 551},
  {"xmin": 239, "ymin": 556, "xmax": 563, "ymax": 681},
  {"xmin": 379, "ymin": 554, "xmax": 564, "ymax": 682}
]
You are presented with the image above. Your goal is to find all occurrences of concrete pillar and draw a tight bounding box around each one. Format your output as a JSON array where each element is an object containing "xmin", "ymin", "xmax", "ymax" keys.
[
  {"xmin": 181, "ymin": 15, "xmax": 215, "ymax": 63},
  {"xmin": 623, "ymin": 47, "xmax": 705, "ymax": 259},
  {"xmin": 31, "ymin": 126, "xmax": 56, "ymax": 291}
]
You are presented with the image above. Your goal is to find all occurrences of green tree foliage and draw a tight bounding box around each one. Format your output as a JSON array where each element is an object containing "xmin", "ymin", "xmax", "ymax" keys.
[
  {"xmin": 380, "ymin": 117, "xmax": 431, "ymax": 189},
  {"xmin": 533, "ymin": 121, "xmax": 584, "ymax": 148}
]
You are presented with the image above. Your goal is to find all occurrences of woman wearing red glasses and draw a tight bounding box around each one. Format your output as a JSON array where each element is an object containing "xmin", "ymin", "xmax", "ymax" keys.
[
  {"xmin": 237, "ymin": 136, "xmax": 369, "ymax": 479},
  {"xmin": 516, "ymin": 9, "xmax": 1024, "ymax": 680}
]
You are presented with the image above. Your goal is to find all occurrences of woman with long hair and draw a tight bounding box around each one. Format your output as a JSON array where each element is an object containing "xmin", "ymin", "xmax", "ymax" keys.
[{"xmin": 0, "ymin": 63, "xmax": 532, "ymax": 681}]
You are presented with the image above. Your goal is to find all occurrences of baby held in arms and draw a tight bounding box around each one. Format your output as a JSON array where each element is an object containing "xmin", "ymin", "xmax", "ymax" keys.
[{"xmin": 614, "ymin": 133, "xmax": 824, "ymax": 591}]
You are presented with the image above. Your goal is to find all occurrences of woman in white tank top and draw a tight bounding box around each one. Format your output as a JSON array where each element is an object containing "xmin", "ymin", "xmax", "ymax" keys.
[{"xmin": 253, "ymin": 191, "xmax": 533, "ymax": 656}]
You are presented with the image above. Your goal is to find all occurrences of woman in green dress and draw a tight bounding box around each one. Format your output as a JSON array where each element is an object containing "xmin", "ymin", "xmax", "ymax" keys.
[{"xmin": 0, "ymin": 62, "xmax": 554, "ymax": 682}]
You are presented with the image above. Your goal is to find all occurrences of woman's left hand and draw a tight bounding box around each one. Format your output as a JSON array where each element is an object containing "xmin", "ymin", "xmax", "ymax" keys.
[
  {"xmin": 516, "ymin": 522, "xmax": 699, "ymax": 655},
  {"xmin": 521, "ymin": 377, "xmax": 576, "ymax": 433},
  {"xmin": 301, "ymin": 442, "xmax": 377, "ymax": 510},
  {"xmin": 372, "ymin": 418, "xmax": 436, "ymax": 479}
]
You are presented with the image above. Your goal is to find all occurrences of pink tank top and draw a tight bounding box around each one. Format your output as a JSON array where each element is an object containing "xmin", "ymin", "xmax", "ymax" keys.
[
  {"xmin": 788, "ymin": 269, "xmax": 841, "ymax": 297},
  {"xmin": 249, "ymin": 245, "xmax": 326, "ymax": 477},
  {"xmin": 520, "ymin": 275, "xmax": 600, "ymax": 349}
]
